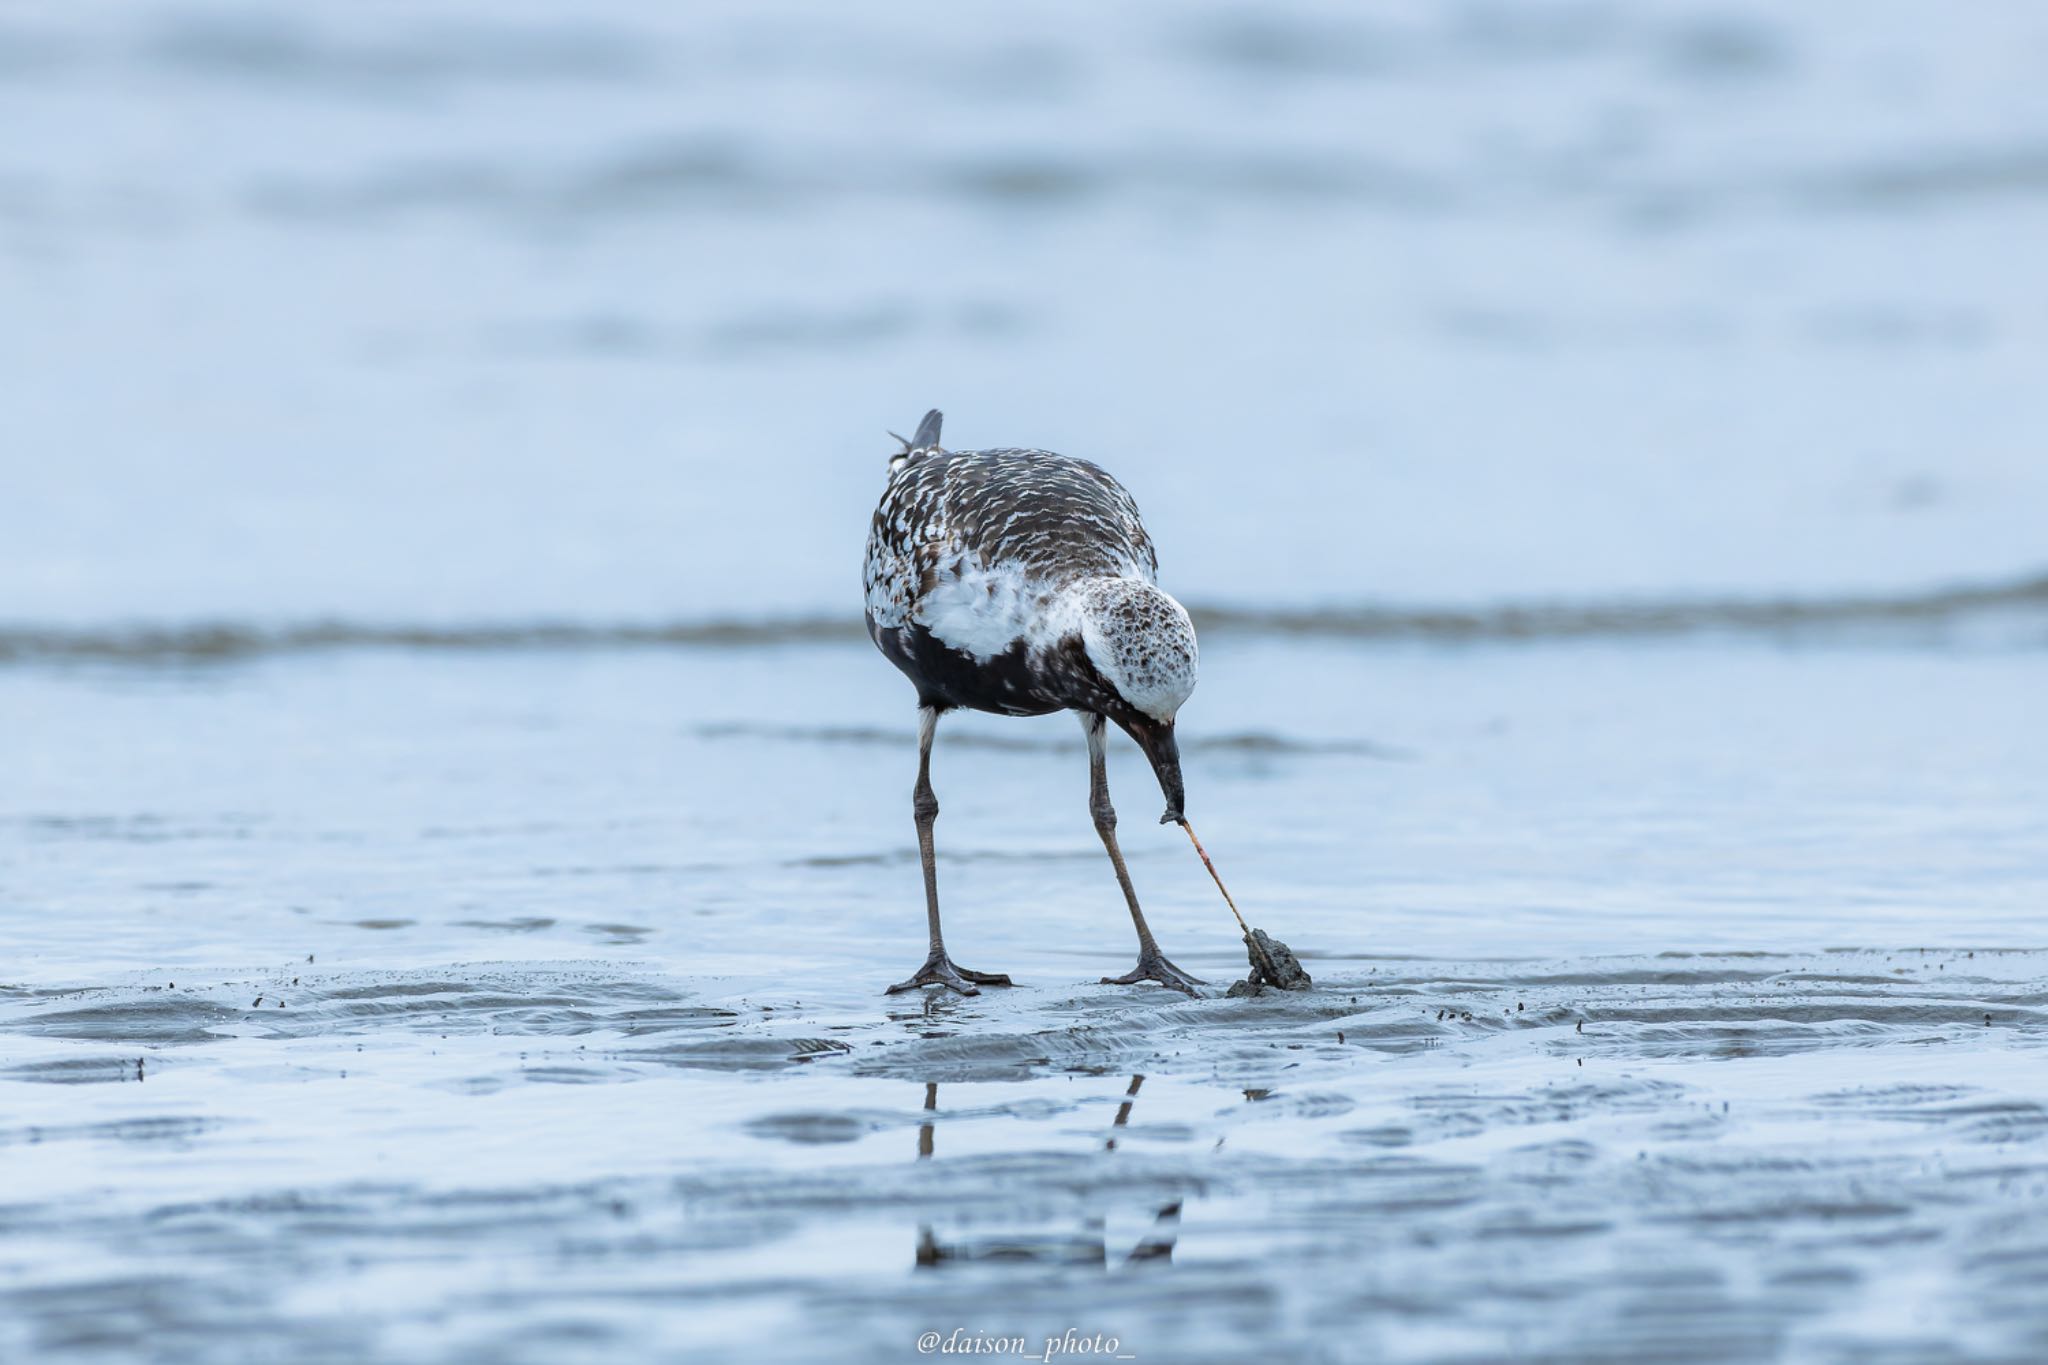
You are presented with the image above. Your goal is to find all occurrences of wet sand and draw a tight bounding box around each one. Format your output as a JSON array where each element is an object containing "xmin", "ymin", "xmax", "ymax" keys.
[
  {"xmin": 3, "ymin": 951, "xmax": 2044, "ymax": 1363},
  {"xmin": 4, "ymin": 640, "xmax": 2045, "ymax": 1362}
]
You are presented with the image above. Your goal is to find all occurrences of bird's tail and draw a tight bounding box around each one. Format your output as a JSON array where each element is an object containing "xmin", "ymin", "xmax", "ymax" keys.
[{"xmin": 886, "ymin": 409, "xmax": 945, "ymax": 471}]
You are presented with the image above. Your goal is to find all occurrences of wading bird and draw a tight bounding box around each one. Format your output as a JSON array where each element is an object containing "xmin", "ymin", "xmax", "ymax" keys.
[{"xmin": 863, "ymin": 410, "xmax": 1203, "ymax": 996}]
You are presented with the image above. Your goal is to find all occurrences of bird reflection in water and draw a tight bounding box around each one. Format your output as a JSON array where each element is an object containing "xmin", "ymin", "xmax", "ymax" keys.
[{"xmin": 915, "ymin": 1077, "xmax": 1182, "ymax": 1269}]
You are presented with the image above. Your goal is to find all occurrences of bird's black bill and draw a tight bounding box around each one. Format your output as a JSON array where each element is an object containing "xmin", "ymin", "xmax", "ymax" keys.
[{"xmin": 1119, "ymin": 715, "xmax": 1186, "ymax": 825}]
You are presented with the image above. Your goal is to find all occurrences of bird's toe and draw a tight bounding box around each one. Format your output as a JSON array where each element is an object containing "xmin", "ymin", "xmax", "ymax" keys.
[
  {"xmin": 885, "ymin": 954, "xmax": 1011, "ymax": 996},
  {"xmin": 1103, "ymin": 954, "xmax": 1205, "ymax": 996}
]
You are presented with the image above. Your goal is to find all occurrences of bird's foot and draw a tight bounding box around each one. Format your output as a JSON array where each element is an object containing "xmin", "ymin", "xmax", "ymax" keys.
[
  {"xmin": 886, "ymin": 952, "xmax": 1014, "ymax": 997},
  {"xmin": 1102, "ymin": 951, "xmax": 1205, "ymax": 996}
]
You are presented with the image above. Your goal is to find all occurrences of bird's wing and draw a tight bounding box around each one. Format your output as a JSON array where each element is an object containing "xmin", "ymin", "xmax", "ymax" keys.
[
  {"xmin": 865, "ymin": 447, "xmax": 1160, "ymax": 645},
  {"xmin": 939, "ymin": 450, "xmax": 1159, "ymax": 585}
]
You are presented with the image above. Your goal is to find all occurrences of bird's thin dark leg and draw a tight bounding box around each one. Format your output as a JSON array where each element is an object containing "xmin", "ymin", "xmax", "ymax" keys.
[
  {"xmin": 887, "ymin": 706, "xmax": 1013, "ymax": 996},
  {"xmin": 1084, "ymin": 713, "xmax": 1203, "ymax": 995}
]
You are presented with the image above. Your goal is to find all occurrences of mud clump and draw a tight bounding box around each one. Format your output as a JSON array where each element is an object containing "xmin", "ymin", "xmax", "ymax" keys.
[{"xmin": 1225, "ymin": 929, "xmax": 1312, "ymax": 998}]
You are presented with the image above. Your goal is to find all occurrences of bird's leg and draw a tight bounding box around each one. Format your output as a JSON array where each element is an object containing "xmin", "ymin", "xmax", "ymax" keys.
[
  {"xmin": 887, "ymin": 706, "xmax": 1013, "ymax": 996},
  {"xmin": 1084, "ymin": 713, "xmax": 1203, "ymax": 996}
]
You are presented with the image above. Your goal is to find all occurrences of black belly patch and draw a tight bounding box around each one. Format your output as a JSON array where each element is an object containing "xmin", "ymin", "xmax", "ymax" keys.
[{"xmin": 868, "ymin": 621, "xmax": 1066, "ymax": 717}]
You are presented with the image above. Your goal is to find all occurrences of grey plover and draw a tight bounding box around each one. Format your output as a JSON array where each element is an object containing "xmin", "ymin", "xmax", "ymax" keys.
[{"xmin": 863, "ymin": 409, "xmax": 1203, "ymax": 996}]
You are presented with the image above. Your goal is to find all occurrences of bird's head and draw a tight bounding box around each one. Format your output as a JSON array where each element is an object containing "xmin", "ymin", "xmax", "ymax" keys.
[{"xmin": 1074, "ymin": 579, "xmax": 1199, "ymax": 824}]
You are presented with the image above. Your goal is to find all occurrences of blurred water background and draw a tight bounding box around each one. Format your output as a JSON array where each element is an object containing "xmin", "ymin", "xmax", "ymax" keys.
[
  {"xmin": 4, "ymin": 0, "xmax": 2047, "ymax": 625},
  {"xmin": 4, "ymin": 3, "xmax": 2048, "ymax": 1362}
]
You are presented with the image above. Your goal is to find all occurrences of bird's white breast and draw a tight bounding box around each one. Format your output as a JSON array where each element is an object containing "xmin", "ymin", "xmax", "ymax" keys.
[{"xmin": 915, "ymin": 553, "xmax": 1063, "ymax": 662}]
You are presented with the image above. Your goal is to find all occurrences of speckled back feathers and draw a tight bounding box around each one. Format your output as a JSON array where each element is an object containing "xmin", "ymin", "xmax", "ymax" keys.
[
  {"xmin": 863, "ymin": 410, "xmax": 1195, "ymax": 723},
  {"xmin": 865, "ymin": 447, "xmax": 1158, "ymax": 631}
]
